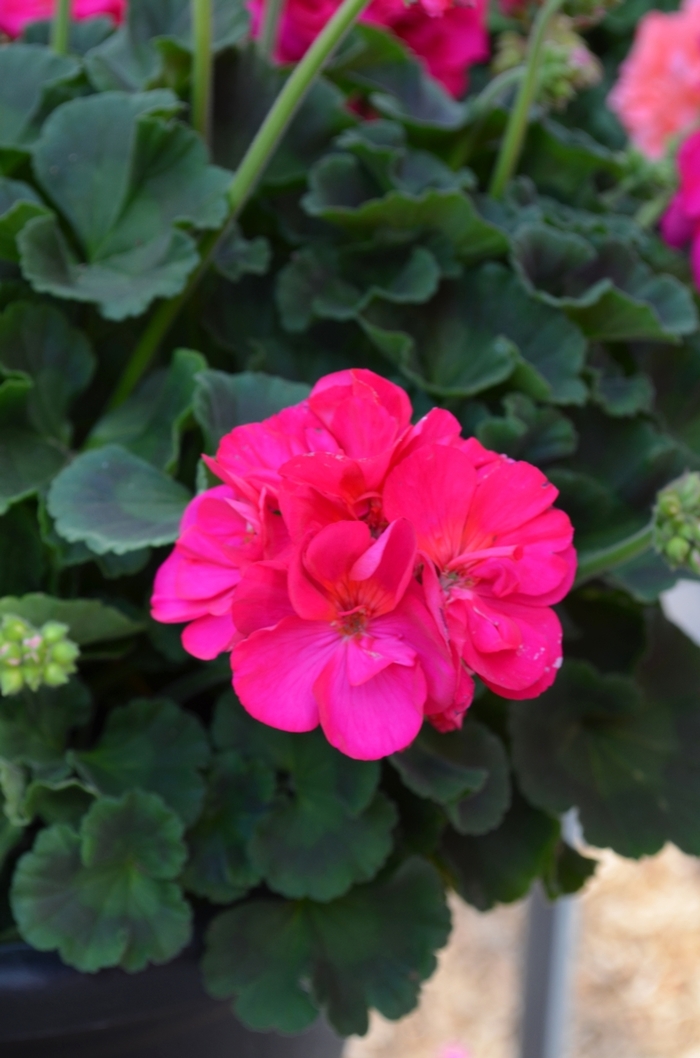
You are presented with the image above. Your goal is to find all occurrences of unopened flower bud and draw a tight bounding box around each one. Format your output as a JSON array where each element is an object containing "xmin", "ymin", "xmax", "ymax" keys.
[
  {"xmin": 0, "ymin": 614, "xmax": 79, "ymax": 696},
  {"xmin": 493, "ymin": 17, "xmax": 602, "ymax": 111},
  {"xmin": 654, "ymin": 472, "xmax": 700, "ymax": 572}
]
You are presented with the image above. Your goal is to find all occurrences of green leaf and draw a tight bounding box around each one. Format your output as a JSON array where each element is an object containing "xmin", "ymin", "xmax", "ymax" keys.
[
  {"xmin": 541, "ymin": 840, "xmax": 597, "ymax": 899},
  {"xmin": 88, "ymin": 348, "xmax": 206, "ymax": 471},
  {"xmin": 361, "ymin": 263, "xmax": 587, "ymax": 402},
  {"xmin": 86, "ymin": 0, "xmax": 250, "ymax": 92},
  {"xmin": 72, "ymin": 698, "xmax": 210, "ymax": 825},
  {"xmin": 11, "ymin": 789, "xmax": 192, "ymax": 972},
  {"xmin": 510, "ymin": 616, "xmax": 700, "ymax": 857},
  {"xmin": 605, "ymin": 550, "xmax": 688, "ymax": 604},
  {"xmin": 476, "ymin": 394, "xmax": 578, "ymax": 465},
  {"xmin": 202, "ymin": 857, "xmax": 451, "ymax": 1036},
  {"xmin": 647, "ymin": 334, "xmax": 700, "ymax": 460},
  {"xmin": 391, "ymin": 719, "xmax": 511, "ymax": 835},
  {"xmin": 0, "ymin": 678, "xmax": 91, "ymax": 771},
  {"xmin": 47, "ymin": 444, "xmax": 191, "ymax": 554},
  {"xmin": 513, "ymin": 227, "xmax": 698, "ymax": 343},
  {"xmin": 0, "ymin": 177, "xmax": 50, "ymax": 262},
  {"xmin": 0, "ymin": 46, "xmax": 80, "ymax": 171},
  {"xmin": 520, "ymin": 118, "xmax": 624, "ymax": 200},
  {"xmin": 0, "ymin": 376, "xmax": 66, "ymax": 515},
  {"xmin": 276, "ymin": 243, "xmax": 440, "ymax": 332},
  {"xmin": 248, "ymin": 728, "xmax": 396, "ymax": 902},
  {"xmin": 215, "ymin": 224, "xmax": 271, "ymax": 283},
  {"xmin": 0, "ymin": 505, "xmax": 45, "ymax": 596},
  {"xmin": 193, "ymin": 370, "xmax": 310, "ymax": 450},
  {"xmin": 23, "ymin": 16, "xmax": 115, "ymax": 55},
  {"xmin": 0, "ymin": 594, "xmax": 143, "ymax": 645},
  {"xmin": 304, "ymin": 175, "xmax": 507, "ymax": 267},
  {"xmin": 20, "ymin": 91, "xmax": 231, "ymax": 319},
  {"xmin": 590, "ymin": 359, "xmax": 654, "ymax": 418},
  {"xmin": 441, "ymin": 789, "xmax": 559, "ymax": 911},
  {"xmin": 0, "ymin": 790, "xmax": 23, "ymax": 872},
  {"xmin": 183, "ymin": 751, "xmax": 276, "ymax": 903},
  {"xmin": 0, "ymin": 302, "xmax": 95, "ymax": 443}
]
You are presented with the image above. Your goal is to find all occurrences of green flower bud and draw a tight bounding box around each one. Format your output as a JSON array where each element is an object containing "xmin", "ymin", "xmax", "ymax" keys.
[
  {"xmin": 0, "ymin": 613, "xmax": 80, "ymax": 696},
  {"xmin": 654, "ymin": 472, "xmax": 700, "ymax": 572}
]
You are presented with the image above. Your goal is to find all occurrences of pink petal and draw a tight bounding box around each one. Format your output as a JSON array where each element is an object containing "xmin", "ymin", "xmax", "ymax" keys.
[
  {"xmin": 345, "ymin": 633, "xmax": 416, "ymax": 685},
  {"xmin": 303, "ymin": 521, "xmax": 372, "ymax": 588},
  {"xmin": 231, "ymin": 563, "xmax": 295, "ymax": 636},
  {"xmin": 464, "ymin": 458, "xmax": 559, "ymax": 542},
  {"xmin": 232, "ymin": 616, "xmax": 339, "ymax": 733},
  {"xmin": 349, "ymin": 518, "xmax": 417, "ymax": 616},
  {"xmin": 661, "ymin": 194, "xmax": 696, "ymax": 248},
  {"xmin": 383, "ymin": 444, "xmax": 477, "ymax": 568},
  {"xmin": 458, "ymin": 599, "xmax": 563, "ymax": 693},
  {"xmin": 182, "ymin": 613, "xmax": 238, "ymax": 660},
  {"xmin": 315, "ymin": 644, "xmax": 426, "ymax": 759},
  {"xmin": 310, "ymin": 369, "xmax": 412, "ymax": 431},
  {"xmin": 151, "ymin": 551, "xmax": 208, "ymax": 623}
]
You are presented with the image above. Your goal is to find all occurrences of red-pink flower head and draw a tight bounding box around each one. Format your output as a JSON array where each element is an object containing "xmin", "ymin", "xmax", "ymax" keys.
[
  {"xmin": 0, "ymin": 0, "xmax": 125, "ymax": 37},
  {"xmin": 232, "ymin": 520, "xmax": 459, "ymax": 759},
  {"xmin": 247, "ymin": 0, "xmax": 489, "ymax": 98},
  {"xmin": 608, "ymin": 0, "xmax": 700, "ymax": 160},
  {"xmin": 383, "ymin": 444, "xmax": 576, "ymax": 700},
  {"xmin": 661, "ymin": 129, "xmax": 700, "ymax": 289}
]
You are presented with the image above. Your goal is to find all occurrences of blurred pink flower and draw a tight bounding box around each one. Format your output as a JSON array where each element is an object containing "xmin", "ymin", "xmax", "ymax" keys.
[
  {"xmin": 440, "ymin": 1046, "xmax": 473, "ymax": 1058},
  {"xmin": 661, "ymin": 129, "xmax": 700, "ymax": 287},
  {"xmin": 608, "ymin": 0, "xmax": 700, "ymax": 160},
  {"xmin": 0, "ymin": 0, "xmax": 125, "ymax": 37},
  {"xmin": 248, "ymin": 0, "xmax": 489, "ymax": 97}
]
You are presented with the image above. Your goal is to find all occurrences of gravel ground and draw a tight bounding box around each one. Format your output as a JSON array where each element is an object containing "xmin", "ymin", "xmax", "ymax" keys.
[{"xmin": 345, "ymin": 844, "xmax": 700, "ymax": 1058}]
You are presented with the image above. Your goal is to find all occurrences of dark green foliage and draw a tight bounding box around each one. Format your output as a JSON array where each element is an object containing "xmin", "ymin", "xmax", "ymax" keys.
[{"xmin": 1, "ymin": 14, "xmax": 700, "ymax": 1036}]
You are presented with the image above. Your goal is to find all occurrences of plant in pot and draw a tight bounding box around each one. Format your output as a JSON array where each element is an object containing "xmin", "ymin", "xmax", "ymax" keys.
[{"xmin": 1, "ymin": 0, "xmax": 700, "ymax": 1054}]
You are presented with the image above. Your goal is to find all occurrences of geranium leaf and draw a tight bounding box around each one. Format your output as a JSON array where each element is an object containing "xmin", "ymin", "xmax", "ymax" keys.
[
  {"xmin": 0, "ymin": 376, "xmax": 66, "ymax": 515},
  {"xmin": 11, "ymin": 790, "xmax": 192, "ymax": 972},
  {"xmin": 605, "ymin": 550, "xmax": 690, "ymax": 604},
  {"xmin": 0, "ymin": 505, "xmax": 45, "ymax": 596},
  {"xmin": 193, "ymin": 370, "xmax": 310, "ymax": 450},
  {"xmin": 510, "ymin": 612, "xmax": 700, "ymax": 857},
  {"xmin": 441, "ymin": 789, "xmax": 559, "ymax": 911},
  {"xmin": 0, "ymin": 678, "xmax": 91, "ymax": 771},
  {"xmin": 86, "ymin": 0, "xmax": 250, "ymax": 92},
  {"xmin": 22, "ymin": 16, "xmax": 115, "ymax": 55},
  {"xmin": 88, "ymin": 348, "xmax": 206, "ymax": 471},
  {"xmin": 183, "ymin": 751, "xmax": 276, "ymax": 903},
  {"xmin": 276, "ymin": 243, "xmax": 440, "ymax": 332},
  {"xmin": 0, "ymin": 46, "xmax": 80, "ymax": 172},
  {"xmin": 202, "ymin": 857, "xmax": 451, "ymax": 1036},
  {"xmin": 215, "ymin": 224, "xmax": 271, "ymax": 283},
  {"xmin": 47, "ymin": 444, "xmax": 191, "ymax": 554},
  {"xmin": 541, "ymin": 840, "xmax": 597, "ymax": 899},
  {"xmin": 0, "ymin": 177, "xmax": 50, "ymax": 262},
  {"xmin": 0, "ymin": 594, "xmax": 143, "ymax": 645},
  {"xmin": 391, "ymin": 719, "xmax": 511, "ymax": 835},
  {"xmin": 72, "ymin": 698, "xmax": 210, "ymax": 825},
  {"xmin": 0, "ymin": 791, "xmax": 23, "ymax": 872},
  {"xmin": 0, "ymin": 302, "xmax": 95, "ymax": 443},
  {"xmin": 21, "ymin": 92, "xmax": 231, "ymax": 319},
  {"xmin": 248, "ymin": 730, "xmax": 394, "ymax": 901},
  {"xmin": 476, "ymin": 394, "xmax": 578, "ymax": 465}
]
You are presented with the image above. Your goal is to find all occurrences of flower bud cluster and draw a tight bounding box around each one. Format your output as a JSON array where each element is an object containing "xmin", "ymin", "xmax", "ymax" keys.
[
  {"xmin": 654, "ymin": 473, "xmax": 700, "ymax": 574},
  {"xmin": 494, "ymin": 17, "xmax": 602, "ymax": 110},
  {"xmin": 0, "ymin": 615, "xmax": 79, "ymax": 697}
]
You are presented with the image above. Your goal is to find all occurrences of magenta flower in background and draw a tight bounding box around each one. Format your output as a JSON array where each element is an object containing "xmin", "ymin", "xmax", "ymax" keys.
[
  {"xmin": 662, "ymin": 130, "xmax": 700, "ymax": 288},
  {"xmin": 248, "ymin": 0, "xmax": 489, "ymax": 98},
  {"xmin": 152, "ymin": 369, "xmax": 576, "ymax": 761},
  {"xmin": 0, "ymin": 0, "xmax": 125, "ymax": 37}
]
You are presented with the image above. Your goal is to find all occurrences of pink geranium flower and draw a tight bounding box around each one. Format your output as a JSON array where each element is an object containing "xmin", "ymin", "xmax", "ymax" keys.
[
  {"xmin": 383, "ymin": 444, "xmax": 576, "ymax": 699},
  {"xmin": 232, "ymin": 519, "xmax": 457, "ymax": 758},
  {"xmin": 661, "ymin": 129, "xmax": 700, "ymax": 288},
  {"xmin": 247, "ymin": 0, "xmax": 489, "ymax": 98},
  {"xmin": 152, "ymin": 368, "xmax": 575, "ymax": 760},
  {"xmin": 0, "ymin": 0, "xmax": 124, "ymax": 37},
  {"xmin": 608, "ymin": 0, "xmax": 700, "ymax": 160}
]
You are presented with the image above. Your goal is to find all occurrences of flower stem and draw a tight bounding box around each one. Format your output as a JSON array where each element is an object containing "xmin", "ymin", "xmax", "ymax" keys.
[
  {"xmin": 191, "ymin": 0, "xmax": 213, "ymax": 143},
  {"xmin": 574, "ymin": 523, "xmax": 654, "ymax": 588},
  {"xmin": 51, "ymin": 0, "xmax": 72, "ymax": 54},
  {"xmin": 260, "ymin": 0, "xmax": 286, "ymax": 61},
  {"xmin": 110, "ymin": 0, "xmax": 371, "ymax": 409},
  {"xmin": 489, "ymin": 0, "xmax": 566, "ymax": 199}
]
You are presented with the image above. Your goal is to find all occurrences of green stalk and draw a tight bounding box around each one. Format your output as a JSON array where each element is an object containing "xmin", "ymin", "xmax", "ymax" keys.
[
  {"xmin": 260, "ymin": 0, "xmax": 286, "ymax": 61},
  {"xmin": 489, "ymin": 0, "xmax": 566, "ymax": 199},
  {"xmin": 574, "ymin": 523, "xmax": 654, "ymax": 588},
  {"xmin": 110, "ymin": 0, "xmax": 371, "ymax": 409},
  {"xmin": 51, "ymin": 0, "xmax": 72, "ymax": 54},
  {"xmin": 191, "ymin": 0, "xmax": 213, "ymax": 143}
]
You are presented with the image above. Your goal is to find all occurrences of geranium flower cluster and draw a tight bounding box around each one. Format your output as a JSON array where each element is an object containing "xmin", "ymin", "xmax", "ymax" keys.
[
  {"xmin": 0, "ymin": 0, "xmax": 124, "ymax": 37},
  {"xmin": 661, "ymin": 130, "xmax": 700, "ymax": 288},
  {"xmin": 248, "ymin": 0, "xmax": 489, "ymax": 97},
  {"xmin": 608, "ymin": 0, "xmax": 700, "ymax": 161},
  {"xmin": 152, "ymin": 370, "xmax": 576, "ymax": 760}
]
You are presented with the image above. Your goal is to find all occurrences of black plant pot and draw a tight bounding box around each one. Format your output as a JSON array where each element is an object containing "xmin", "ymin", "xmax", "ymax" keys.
[{"xmin": 0, "ymin": 940, "xmax": 344, "ymax": 1058}]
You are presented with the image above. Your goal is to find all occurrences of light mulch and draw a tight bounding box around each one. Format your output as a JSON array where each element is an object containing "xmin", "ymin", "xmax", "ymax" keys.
[{"xmin": 345, "ymin": 844, "xmax": 700, "ymax": 1058}]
